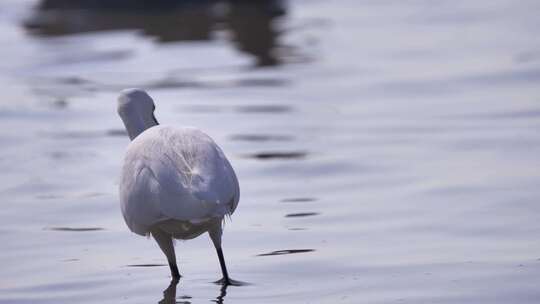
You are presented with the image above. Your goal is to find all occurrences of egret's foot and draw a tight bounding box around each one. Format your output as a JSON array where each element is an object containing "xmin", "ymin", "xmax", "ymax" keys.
[{"xmin": 213, "ymin": 277, "xmax": 248, "ymax": 286}]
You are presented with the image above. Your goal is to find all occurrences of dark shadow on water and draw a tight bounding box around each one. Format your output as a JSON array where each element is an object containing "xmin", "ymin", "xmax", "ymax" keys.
[
  {"xmin": 257, "ymin": 249, "xmax": 315, "ymax": 256},
  {"xmin": 235, "ymin": 105, "xmax": 292, "ymax": 113},
  {"xmin": 36, "ymin": 194, "xmax": 64, "ymax": 200},
  {"xmin": 140, "ymin": 77, "xmax": 289, "ymax": 90},
  {"xmin": 106, "ymin": 129, "xmax": 128, "ymax": 137},
  {"xmin": 78, "ymin": 192, "xmax": 107, "ymax": 198},
  {"xmin": 229, "ymin": 134, "xmax": 294, "ymax": 142},
  {"xmin": 181, "ymin": 104, "xmax": 292, "ymax": 114},
  {"xmin": 285, "ymin": 212, "xmax": 320, "ymax": 217},
  {"xmin": 281, "ymin": 197, "xmax": 317, "ymax": 203},
  {"xmin": 125, "ymin": 263, "xmax": 167, "ymax": 267},
  {"xmin": 243, "ymin": 151, "xmax": 308, "ymax": 160},
  {"xmin": 45, "ymin": 227, "xmax": 104, "ymax": 232},
  {"xmin": 24, "ymin": 0, "xmax": 288, "ymax": 67},
  {"xmin": 234, "ymin": 78, "xmax": 289, "ymax": 87},
  {"xmin": 40, "ymin": 129, "xmax": 127, "ymax": 139}
]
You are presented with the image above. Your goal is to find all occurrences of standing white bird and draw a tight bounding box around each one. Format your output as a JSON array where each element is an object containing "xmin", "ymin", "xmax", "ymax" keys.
[{"xmin": 117, "ymin": 88, "xmax": 240, "ymax": 285}]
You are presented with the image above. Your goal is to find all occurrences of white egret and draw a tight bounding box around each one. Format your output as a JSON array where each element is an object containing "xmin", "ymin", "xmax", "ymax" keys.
[{"xmin": 117, "ymin": 89, "xmax": 240, "ymax": 285}]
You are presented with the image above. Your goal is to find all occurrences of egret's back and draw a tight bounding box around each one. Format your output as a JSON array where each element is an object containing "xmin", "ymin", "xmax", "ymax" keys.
[{"xmin": 119, "ymin": 126, "xmax": 239, "ymax": 236}]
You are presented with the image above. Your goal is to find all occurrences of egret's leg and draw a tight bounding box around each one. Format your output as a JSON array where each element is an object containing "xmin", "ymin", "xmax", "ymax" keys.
[
  {"xmin": 208, "ymin": 224, "xmax": 231, "ymax": 284},
  {"xmin": 209, "ymin": 224, "xmax": 246, "ymax": 286},
  {"xmin": 151, "ymin": 229, "xmax": 180, "ymax": 279},
  {"xmin": 216, "ymin": 247, "xmax": 230, "ymax": 283}
]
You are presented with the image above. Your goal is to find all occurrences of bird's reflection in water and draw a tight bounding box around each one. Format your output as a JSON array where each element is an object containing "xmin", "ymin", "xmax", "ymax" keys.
[
  {"xmin": 213, "ymin": 284, "xmax": 228, "ymax": 304},
  {"xmin": 158, "ymin": 278, "xmax": 231, "ymax": 304},
  {"xmin": 159, "ymin": 279, "xmax": 180, "ymax": 304},
  {"xmin": 24, "ymin": 0, "xmax": 287, "ymax": 67}
]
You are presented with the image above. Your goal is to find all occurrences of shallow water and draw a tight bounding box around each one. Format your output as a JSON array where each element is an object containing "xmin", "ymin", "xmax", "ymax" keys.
[{"xmin": 1, "ymin": 0, "xmax": 540, "ymax": 303}]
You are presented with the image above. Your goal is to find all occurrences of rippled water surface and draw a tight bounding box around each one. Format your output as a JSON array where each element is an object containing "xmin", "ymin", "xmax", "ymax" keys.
[{"xmin": 1, "ymin": 0, "xmax": 540, "ymax": 303}]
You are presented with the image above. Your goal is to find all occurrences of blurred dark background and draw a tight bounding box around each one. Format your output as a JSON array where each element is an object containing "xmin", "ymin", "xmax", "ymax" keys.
[{"xmin": 24, "ymin": 0, "xmax": 288, "ymax": 66}]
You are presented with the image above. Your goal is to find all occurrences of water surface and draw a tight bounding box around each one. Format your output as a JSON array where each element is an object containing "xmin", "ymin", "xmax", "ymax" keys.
[{"xmin": 1, "ymin": 0, "xmax": 540, "ymax": 303}]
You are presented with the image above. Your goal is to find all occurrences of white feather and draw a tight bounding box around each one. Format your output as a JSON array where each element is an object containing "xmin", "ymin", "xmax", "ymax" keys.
[{"xmin": 117, "ymin": 90, "xmax": 239, "ymax": 237}]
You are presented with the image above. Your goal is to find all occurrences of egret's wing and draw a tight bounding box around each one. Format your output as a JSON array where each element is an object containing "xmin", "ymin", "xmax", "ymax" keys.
[
  {"xmin": 119, "ymin": 163, "xmax": 167, "ymax": 236},
  {"xmin": 154, "ymin": 127, "xmax": 239, "ymax": 218}
]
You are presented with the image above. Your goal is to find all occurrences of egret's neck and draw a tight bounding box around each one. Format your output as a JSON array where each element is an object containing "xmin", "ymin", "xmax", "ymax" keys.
[{"xmin": 122, "ymin": 111, "xmax": 158, "ymax": 141}]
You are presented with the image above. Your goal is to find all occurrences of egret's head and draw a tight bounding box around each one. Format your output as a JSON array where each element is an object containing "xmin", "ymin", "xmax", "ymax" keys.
[{"xmin": 117, "ymin": 88, "xmax": 159, "ymax": 140}]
